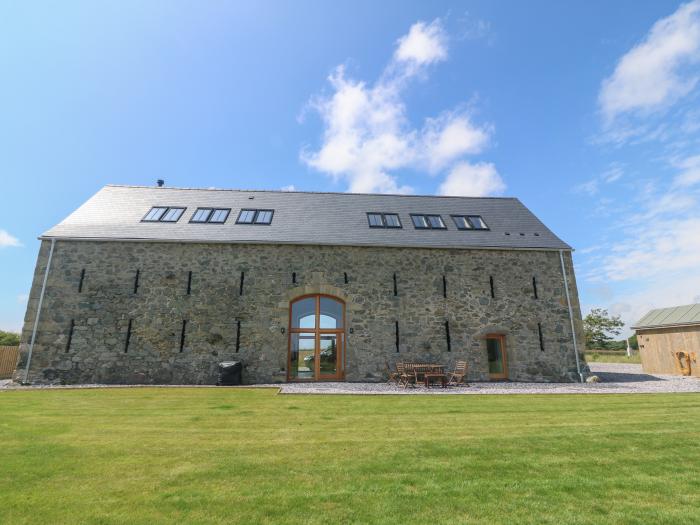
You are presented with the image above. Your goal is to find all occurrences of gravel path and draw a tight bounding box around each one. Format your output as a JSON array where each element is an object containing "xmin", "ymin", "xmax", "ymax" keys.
[
  {"xmin": 272, "ymin": 363, "xmax": 700, "ymax": 395},
  {"xmin": 1, "ymin": 364, "xmax": 698, "ymax": 395}
]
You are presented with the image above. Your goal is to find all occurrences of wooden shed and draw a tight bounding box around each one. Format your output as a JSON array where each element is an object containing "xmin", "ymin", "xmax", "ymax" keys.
[{"xmin": 633, "ymin": 304, "xmax": 700, "ymax": 377}]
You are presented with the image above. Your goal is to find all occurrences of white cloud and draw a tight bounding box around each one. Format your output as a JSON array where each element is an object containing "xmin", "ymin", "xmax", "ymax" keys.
[
  {"xmin": 394, "ymin": 20, "xmax": 447, "ymax": 66},
  {"xmin": 456, "ymin": 13, "xmax": 493, "ymax": 42},
  {"xmin": 302, "ymin": 19, "xmax": 500, "ymax": 195},
  {"xmin": 582, "ymin": 210, "xmax": 700, "ymax": 331},
  {"xmin": 574, "ymin": 179, "xmax": 600, "ymax": 196},
  {"xmin": 280, "ymin": 185, "xmax": 297, "ymax": 191},
  {"xmin": 625, "ymin": 186, "xmax": 696, "ymax": 226},
  {"xmin": 578, "ymin": 152, "xmax": 700, "ymax": 331},
  {"xmin": 573, "ymin": 163, "xmax": 624, "ymax": 195},
  {"xmin": 422, "ymin": 112, "xmax": 491, "ymax": 172},
  {"xmin": 0, "ymin": 229, "xmax": 21, "ymax": 248},
  {"xmin": 607, "ymin": 272, "xmax": 700, "ymax": 334},
  {"xmin": 596, "ymin": 216, "xmax": 700, "ymax": 282},
  {"xmin": 301, "ymin": 64, "xmax": 415, "ymax": 194},
  {"xmin": 599, "ymin": 1, "xmax": 700, "ymax": 122},
  {"xmin": 602, "ymin": 165, "xmax": 624, "ymax": 183},
  {"xmin": 17, "ymin": 294, "xmax": 28, "ymax": 304},
  {"xmin": 438, "ymin": 161, "xmax": 505, "ymax": 197},
  {"xmin": 672, "ymin": 154, "xmax": 700, "ymax": 186},
  {"xmin": 584, "ymin": 172, "xmax": 699, "ymax": 277},
  {"xmin": 578, "ymin": 244, "xmax": 604, "ymax": 255},
  {"xmin": 584, "ymin": 2, "xmax": 700, "ymax": 331}
]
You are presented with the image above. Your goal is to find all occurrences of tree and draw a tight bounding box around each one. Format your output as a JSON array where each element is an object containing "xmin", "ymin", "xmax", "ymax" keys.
[
  {"xmin": 0, "ymin": 330, "xmax": 20, "ymax": 346},
  {"xmin": 628, "ymin": 334, "xmax": 638, "ymax": 350},
  {"xmin": 583, "ymin": 308, "xmax": 624, "ymax": 349}
]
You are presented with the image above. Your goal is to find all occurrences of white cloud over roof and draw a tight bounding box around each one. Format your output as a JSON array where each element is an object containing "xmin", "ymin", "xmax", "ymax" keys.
[
  {"xmin": 599, "ymin": 1, "xmax": 700, "ymax": 121},
  {"xmin": 301, "ymin": 18, "xmax": 501, "ymax": 197}
]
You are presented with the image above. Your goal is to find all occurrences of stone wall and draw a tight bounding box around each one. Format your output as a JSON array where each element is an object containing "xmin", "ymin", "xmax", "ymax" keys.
[{"xmin": 15, "ymin": 240, "xmax": 587, "ymax": 384}]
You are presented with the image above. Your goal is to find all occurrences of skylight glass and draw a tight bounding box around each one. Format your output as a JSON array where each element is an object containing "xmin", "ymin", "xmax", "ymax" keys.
[
  {"xmin": 209, "ymin": 209, "xmax": 229, "ymax": 223},
  {"xmin": 367, "ymin": 213, "xmax": 402, "ymax": 228},
  {"xmin": 411, "ymin": 214, "xmax": 446, "ymax": 229},
  {"xmin": 384, "ymin": 214, "xmax": 401, "ymax": 228},
  {"xmin": 255, "ymin": 210, "xmax": 273, "ymax": 224},
  {"xmin": 191, "ymin": 209, "xmax": 212, "ymax": 223},
  {"xmin": 143, "ymin": 207, "xmax": 167, "ymax": 221},
  {"xmin": 237, "ymin": 209, "xmax": 273, "ymax": 225},
  {"xmin": 467, "ymin": 215, "xmax": 488, "ymax": 229},
  {"xmin": 237, "ymin": 210, "xmax": 256, "ymax": 223},
  {"xmin": 190, "ymin": 208, "xmax": 230, "ymax": 224},
  {"xmin": 452, "ymin": 216, "xmax": 472, "ymax": 230},
  {"xmin": 411, "ymin": 215, "xmax": 429, "ymax": 229},
  {"xmin": 427, "ymin": 215, "xmax": 446, "ymax": 229},
  {"xmin": 161, "ymin": 208, "xmax": 185, "ymax": 222},
  {"xmin": 367, "ymin": 213, "xmax": 383, "ymax": 227},
  {"xmin": 143, "ymin": 206, "xmax": 185, "ymax": 223}
]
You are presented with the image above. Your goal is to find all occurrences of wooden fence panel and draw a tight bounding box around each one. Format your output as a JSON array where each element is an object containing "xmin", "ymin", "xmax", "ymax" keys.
[{"xmin": 0, "ymin": 346, "xmax": 19, "ymax": 379}]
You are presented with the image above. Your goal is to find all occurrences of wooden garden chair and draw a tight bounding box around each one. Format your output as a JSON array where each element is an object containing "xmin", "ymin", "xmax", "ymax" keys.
[
  {"xmin": 396, "ymin": 362, "xmax": 415, "ymax": 388},
  {"xmin": 403, "ymin": 362, "xmax": 420, "ymax": 385},
  {"xmin": 385, "ymin": 361, "xmax": 400, "ymax": 385},
  {"xmin": 446, "ymin": 361, "xmax": 469, "ymax": 387}
]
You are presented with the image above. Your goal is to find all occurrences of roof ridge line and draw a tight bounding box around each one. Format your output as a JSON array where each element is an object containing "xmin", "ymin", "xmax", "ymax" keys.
[
  {"xmin": 644, "ymin": 302, "xmax": 700, "ymax": 313},
  {"xmin": 103, "ymin": 184, "xmax": 519, "ymax": 200}
]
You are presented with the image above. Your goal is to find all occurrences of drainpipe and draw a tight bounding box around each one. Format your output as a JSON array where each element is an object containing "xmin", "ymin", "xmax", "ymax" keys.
[
  {"xmin": 559, "ymin": 249, "xmax": 584, "ymax": 383},
  {"xmin": 23, "ymin": 238, "xmax": 56, "ymax": 384}
]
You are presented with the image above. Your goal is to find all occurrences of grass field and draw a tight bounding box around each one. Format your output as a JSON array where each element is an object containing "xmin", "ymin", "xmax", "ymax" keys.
[
  {"xmin": 584, "ymin": 352, "xmax": 642, "ymax": 364},
  {"xmin": 1, "ymin": 389, "xmax": 698, "ymax": 524}
]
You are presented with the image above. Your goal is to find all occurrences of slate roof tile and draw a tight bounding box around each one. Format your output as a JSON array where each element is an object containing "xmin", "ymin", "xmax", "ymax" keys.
[{"xmin": 41, "ymin": 185, "xmax": 572, "ymax": 251}]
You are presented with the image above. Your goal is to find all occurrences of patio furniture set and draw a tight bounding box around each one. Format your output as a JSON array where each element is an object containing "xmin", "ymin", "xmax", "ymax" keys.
[{"xmin": 386, "ymin": 361, "xmax": 468, "ymax": 388}]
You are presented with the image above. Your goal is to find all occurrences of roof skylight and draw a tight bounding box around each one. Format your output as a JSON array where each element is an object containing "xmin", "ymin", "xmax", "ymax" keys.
[
  {"xmin": 367, "ymin": 213, "xmax": 402, "ymax": 228},
  {"xmin": 190, "ymin": 208, "xmax": 231, "ymax": 224},
  {"xmin": 451, "ymin": 215, "xmax": 489, "ymax": 230},
  {"xmin": 237, "ymin": 209, "xmax": 274, "ymax": 225},
  {"xmin": 411, "ymin": 214, "xmax": 446, "ymax": 229},
  {"xmin": 142, "ymin": 206, "xmax": 186, "ymax": 223}
]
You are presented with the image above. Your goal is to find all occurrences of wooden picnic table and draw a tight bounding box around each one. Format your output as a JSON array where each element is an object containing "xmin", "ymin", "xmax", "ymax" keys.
[
  {"xmin": 423, "ymin": 372, "xmax": 447, "ymax": 388},
  {"xmin": 404, "ymin": 363, "xmax": 445, "ymax": 386}
]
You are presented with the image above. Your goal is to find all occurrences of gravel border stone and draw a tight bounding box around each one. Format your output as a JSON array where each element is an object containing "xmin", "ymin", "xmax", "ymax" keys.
[
  {"xmin": 271, "ymin": 363, "xmax": 700, "ymax": 395},
  {"xmin": 1, "ymin": 364, "xmax": 698, "ymax": 395}
]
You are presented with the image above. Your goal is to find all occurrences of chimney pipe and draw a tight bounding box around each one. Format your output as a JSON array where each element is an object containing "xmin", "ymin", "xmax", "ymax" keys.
[{"xmin": 156, "ymin": 179, "xmax": 164, "ymax": 187}]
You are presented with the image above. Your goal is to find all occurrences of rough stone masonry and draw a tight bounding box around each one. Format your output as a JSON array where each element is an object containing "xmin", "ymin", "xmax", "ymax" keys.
[{"xmin": 15, "ymin": 239, "xmax": 586, "ymax": 385}]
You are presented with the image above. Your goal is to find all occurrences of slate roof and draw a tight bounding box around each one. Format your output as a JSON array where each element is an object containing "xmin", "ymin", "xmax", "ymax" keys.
[
  {"xmin": 632, "ymin": 303, "xmax": 700, "ymax": 330},
  {"xmin": 41, "ymin": 185, "xmax": 572, "ymax": 251}
]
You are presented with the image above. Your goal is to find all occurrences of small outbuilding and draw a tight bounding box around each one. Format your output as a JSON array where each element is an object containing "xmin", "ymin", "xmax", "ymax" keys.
[{"xmin": 633, "ymin": 304, "xmax": 700, "ymax": 377}]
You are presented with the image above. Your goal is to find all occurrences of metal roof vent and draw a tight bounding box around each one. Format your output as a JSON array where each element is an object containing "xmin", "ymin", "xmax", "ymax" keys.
[{"xmin": 156, "ymin": 179, "xmax": 164, "ymax": 187}]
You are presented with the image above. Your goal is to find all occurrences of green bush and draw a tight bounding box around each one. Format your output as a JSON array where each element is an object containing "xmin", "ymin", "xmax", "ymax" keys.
[{"xmin": 0, "ymin": 330, "xmax": 20, "ymax": 346}]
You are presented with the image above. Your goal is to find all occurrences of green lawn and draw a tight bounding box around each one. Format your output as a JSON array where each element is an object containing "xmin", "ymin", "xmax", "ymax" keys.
[
  {"xmin": 1, "ymin": 389, "xmax": 698, "ymax": 524},
  {"xmin": 585, "ymin": 352, "xmax": 642, "ymax": 364}
]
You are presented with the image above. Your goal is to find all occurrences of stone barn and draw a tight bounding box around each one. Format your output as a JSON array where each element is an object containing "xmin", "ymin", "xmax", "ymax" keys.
[
  {"xmin": 15, "ymin": 184, "xmax": 586, "ymax": 385},
  {"xmin": 633, "ymin": 304, "xmax": 700, "ymax": 377}
]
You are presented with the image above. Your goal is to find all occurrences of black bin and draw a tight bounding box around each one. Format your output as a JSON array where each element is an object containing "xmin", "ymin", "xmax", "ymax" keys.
[{"xmin": 217, "ymin": 361, "xmax": 242, "ymax": 386}]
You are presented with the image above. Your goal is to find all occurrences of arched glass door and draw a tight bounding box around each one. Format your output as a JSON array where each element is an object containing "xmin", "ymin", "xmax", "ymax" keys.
[{"xmin": 288, "ymin": 295, "xmax": 345, "ymax": 381}]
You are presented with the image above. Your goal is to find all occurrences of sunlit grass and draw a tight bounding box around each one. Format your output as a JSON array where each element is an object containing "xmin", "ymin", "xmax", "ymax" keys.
[
  {"xmin": 1, "ymin": 389, "xmax": 698, "ymax": 524},
  {"xmin": 585, "ymin": 352, "xmax": 642, "ymax": 364}
]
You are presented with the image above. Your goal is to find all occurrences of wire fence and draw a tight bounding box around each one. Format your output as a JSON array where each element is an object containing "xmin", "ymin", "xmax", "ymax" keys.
[{"xmin": 0, "ymin": 346, "xmax": 19, "ymax": 379}]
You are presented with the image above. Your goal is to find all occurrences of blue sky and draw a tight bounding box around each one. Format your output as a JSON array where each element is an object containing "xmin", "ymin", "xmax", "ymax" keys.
[{"xmin": 2, "ymin": 1, "xmax": 700, "ymax": 334}]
